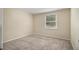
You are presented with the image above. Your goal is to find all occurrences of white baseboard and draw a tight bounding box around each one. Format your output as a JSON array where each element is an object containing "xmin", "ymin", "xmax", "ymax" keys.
[
  {"xmin": 4, "ymin": 34, "xmax": 31, "ymax": 43},
  {"xmin": 33, "ymin": 33, "xmax": 70, "ymax": 40},
  {"xmin": 4, "ymin": 33, "xmax": 70, "ymax": 43}
]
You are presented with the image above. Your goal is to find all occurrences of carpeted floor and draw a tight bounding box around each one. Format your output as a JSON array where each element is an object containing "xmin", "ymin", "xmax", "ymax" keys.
[{"xmin": 3, "ymin": 34, "xmax": 73, "ymax": 50}]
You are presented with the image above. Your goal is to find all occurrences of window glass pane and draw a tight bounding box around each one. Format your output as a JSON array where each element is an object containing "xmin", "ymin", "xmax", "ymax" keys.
[
  {"xmin": 46, "ymin": 15, "xmax": 56, "ymax": 21},
  {"xmin": 46, "ymin": 22, "xmax": 56, "ymax": 27}
]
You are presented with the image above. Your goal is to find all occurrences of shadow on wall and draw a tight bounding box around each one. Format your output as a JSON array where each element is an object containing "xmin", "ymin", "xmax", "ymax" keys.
[
  {"xmin": 0, "ymin": 8, "xmax": 3, "ymax": 49},
  {"xmin": 0, "ymin": 26, "xmax": 2, "ymax": 49}
]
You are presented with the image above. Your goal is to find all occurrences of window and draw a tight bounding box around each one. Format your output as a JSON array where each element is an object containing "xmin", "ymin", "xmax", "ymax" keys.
[{"xmin": 45, "ymin": 14, "xmax": 57, "ymax": 29}]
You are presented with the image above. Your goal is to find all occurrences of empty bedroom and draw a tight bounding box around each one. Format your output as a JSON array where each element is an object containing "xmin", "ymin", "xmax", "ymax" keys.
[{"xmin": 3, "ymin": 8, "xmax": 78, "ymax": 50}]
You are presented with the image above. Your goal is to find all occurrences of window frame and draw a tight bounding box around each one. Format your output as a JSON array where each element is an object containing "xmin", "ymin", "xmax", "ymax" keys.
[{"xmin": 45, "ymin": 14, "xmax": 57, "ymax": 29}]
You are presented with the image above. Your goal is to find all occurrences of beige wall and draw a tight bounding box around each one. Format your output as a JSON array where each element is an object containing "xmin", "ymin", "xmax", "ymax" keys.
[
  {"xmin": 3, "ymin": 9, "xmax": 33, "ymax": 42},
  {"xmin": 3, "ymin": 8, "xmax": 71, "ymax": 42},
  {"xmin": 33, "ymin": 9, "xmax": 70, "ymax": 40},
  {"xmin": 71, "ymin": 8, "xmax": 79, "ymax": 49}
]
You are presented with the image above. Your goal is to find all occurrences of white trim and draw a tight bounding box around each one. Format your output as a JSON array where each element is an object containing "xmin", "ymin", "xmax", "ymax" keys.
[
  {"xmin": 45, "ymin": 14, "xmax": 57, "ymax": 29},
  {"xmin": 4, "ymin": 33, "xmax": 70, "ymax": 43},
  {"xmin": 33, "ymin": 33, "xmax": 70, "ymax": 40},
  {"xmin": 3, "ymin": 34, "xmax": 30, "ymax": 43}
]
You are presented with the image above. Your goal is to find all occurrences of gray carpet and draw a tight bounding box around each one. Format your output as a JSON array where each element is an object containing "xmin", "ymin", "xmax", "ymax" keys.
[{"xmin": 3, "ymin": 34, "xmax": 73, "ymax": 50}]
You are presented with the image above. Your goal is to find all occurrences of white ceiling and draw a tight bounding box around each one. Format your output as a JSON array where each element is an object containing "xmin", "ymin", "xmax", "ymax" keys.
[{"xmin": 18, "ymin": 8, "xmax": 63, "ymax": 14}]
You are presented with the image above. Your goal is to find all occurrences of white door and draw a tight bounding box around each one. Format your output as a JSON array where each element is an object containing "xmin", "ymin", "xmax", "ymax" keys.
[{"xmin": 71, "ymin": 8, "xmax": 79, "ymax": 49}]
